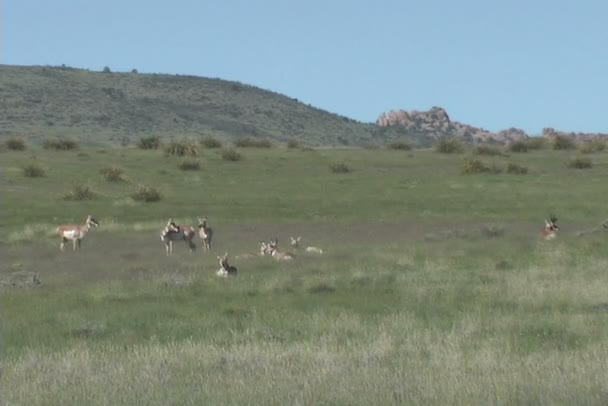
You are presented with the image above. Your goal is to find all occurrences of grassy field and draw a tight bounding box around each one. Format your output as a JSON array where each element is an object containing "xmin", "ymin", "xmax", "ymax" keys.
[{"xmin": 1, "ymin": 143, "xmax": 608, "ymax": 405}]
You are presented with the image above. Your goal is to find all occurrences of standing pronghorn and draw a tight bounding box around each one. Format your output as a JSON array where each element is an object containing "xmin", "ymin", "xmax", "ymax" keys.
[
  {"xmin": 268, "ymin": 238, "xmax": 295, "ymax": 261},
  {"xmin": 217, "ymin": 253, "xmax": 238, "ymax": 277},
  {"xmin": 57, "ymin": 215, "xmax": 100, "ymax": 252},
  {"xmin": 160, "ymin": 218, "xmax": 196, "ymax": 255},
  {"xmin": 197, "ymin": 217, "xmax": 213, "ymax": 252},
  {"xmin": 542, "ymin": 214, "xmax": 560, "ymax": 240}
]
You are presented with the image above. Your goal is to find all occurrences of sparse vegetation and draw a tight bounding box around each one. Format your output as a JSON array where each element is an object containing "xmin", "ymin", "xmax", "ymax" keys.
[
  {"xmin": 63, "ymin": 184, "xmax": 96, "ymax": 200},
  {"xmin": 506, "ymin": 163, "xmax": 529, "ymax": 174},
  {"xmin": 387, "ymin": 140, "xmax": 413, "ymax": 151},
  {"xmin": 567, "ymin": 157, "xmax": 593, "ymax": 169},
  {"xmin": 165, "ymin": 139, "xmax": 198, "ymax": 156},
  {"xmin": 5, "ymin": 137, "xmax": 26, "ymax": 151},
  {"xmin": 137, "ymin": 136, "xmax": 161, "ymax": 150},
  {"xmin": 177, "ymin": 159, "xmax": 201, "ymax": 171},
  {"xmin": 474, "ymin": 145, "xmax": 503, "ymax": 156},
  {"xmin": 508, "ymin": 140, "xmax": 528, "ymax": 153},
  {"xmin": 329, "ymin": 162, "xmax": 352, "ymax": 173},
  {"xmin": 200, "ymin": 137, "xmax": 223, "ymax": 149},
  {"xmin": 287, "ymin": 138, "xmax": 301, "ymax": 149},
  {"xmin": 234, "ymin": 137, "xmax": 273, "ymax": 148},
  {"xmin": 99, "ymin": 166, "xmax": 125, "ymax": 182},
  {"xmin": 43, "ymin": 138, "xmax": 78, "ymax": 151},
  {"xmin": 462, "ymin": 158, "xmax": 502, "ymax": 174},
  {"xmin": 579, "ymin": 139, "xmax": 606, "ymax": 154},
  {"xmin": 525, "ymin": 137, "xmax": 546, "ymax": 150},
  {"xmin": 22, "ymin": 163, "xmax": 45, "ymax": 177},
  {"xmin": 130, "ymin": 184, "xmax": 162, "ymax": 202},
  {"xmin": 221, "ymin": 148, "xmax": 242, "ymax": 162},
  {"xmin": 435, "ymin": 138, "xmax": 465, "ymax": 154},
  {"xmin": 552, "ymin": 135, "xmax": 576, "ymax": 150}
]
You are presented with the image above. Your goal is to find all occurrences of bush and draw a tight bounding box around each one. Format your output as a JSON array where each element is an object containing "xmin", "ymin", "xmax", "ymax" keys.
[
  {"xmin": 329, "ymin": 162, "xmax": 352, "ymax": 173},
  {"xmin": 506, "ymin": 163, "xmax": 528, "ymax": 174},
  {"xmin": 165, "ymin": 139, "xmax": 198, "ymax": 156},
  {"xmin": 221, "ymin": 148, "xmax": 242, "ymax": 162},
  {"xmin": 579, "ymin": 139, "xmax": 606, "ymax": 154},
  {"xmin": 567, "ymin": 157, "xmax": 593, "ymax": 169},
  {"xmin": 22, "ymin": 163, "xmax": 45, "ymax": 177},
  {"xmin": 131, "ymin": 184, "xmax": 162, "ymax": 202},
  {"xmin": 474, "ymin": 145, "xmax": 502, "ymax": 156},
  {"xmin": 387, "ymin": 141, "xmax": 412, "ymax": 151},
  {"xmin": 526, "ymin": 137, "xmax": 546, "ymax": 150},
  {"xmin": 200, "ymin": 137, "xmax": 222, "ymax": 149},
  {"xmin": 99, "ymin": 166, "xmax": 125, "ymax": 182},
  {"xmin": 508, "ymin": 141, "xmax": 528, "ymax": 153},
  {"xmin": 5, "ymin": 138, "xmax": 26, "ymax": 151},
  {"xmin": 462, "ymin": 158, "xmax": 502, "ymax": 174},
  {"xmin": 43, "ymin": 138, "xmax": 78, "ymax": 150},
  {"xmin": 287, "ymin": 138, "xmax": 301, "ymax": 149},
  {"xmin": 435, "ymin": 138, "xmax": 464, "ymax": 154},
  {"xmin": 234, "ymin": 137, "xmax": 273, "ymax": 148},
  {"xmin": 137, "ymin": 136, "xmax": 161, "ymax": 150},
  {"xmin": 64, "ymin": 184, "xmax": 95, "ymax": 200},
  {"xmin": 552, "ymin": 135, "xmax": 576, "ymax": 150},
  {"xmin": 177, "ymin": 159, "xmax": 200, "ymax": 170}
]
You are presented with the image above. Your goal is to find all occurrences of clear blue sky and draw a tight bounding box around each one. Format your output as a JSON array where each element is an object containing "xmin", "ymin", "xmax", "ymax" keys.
[{"xmin": 2, "ymin": 0, "xmax": 607, "ymax": 134}]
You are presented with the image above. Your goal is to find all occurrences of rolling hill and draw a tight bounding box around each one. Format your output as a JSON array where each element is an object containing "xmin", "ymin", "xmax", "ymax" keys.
[{"xmin": 0, "ymin": 64, "xmax": 384, "ymax": 147}]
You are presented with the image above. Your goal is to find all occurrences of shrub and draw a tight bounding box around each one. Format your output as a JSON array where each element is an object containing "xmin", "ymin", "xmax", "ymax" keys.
[
  {"xmin": 165, "ymin": 139, "xmax": 198, "ymax": 156},
  {"xmin": 200, "ymin": 137, "xmax": 222, "ymax": 149},
  {"xmin": 131, "ymin": 184, "xmax": 162, "ymax": 202},
  {"xmin": 508, "ymin": 141, "xmax": 528, "ymax": 153},
  {"xmin": 99, "ymin": 166, "xmax": 125, "ymax": 182},
  {"xmin": 22, "ymin": 163, "xmax": 45, "ymax": 177},
  {"xmin": 526, "ymin": 137, "xmax": 546, "ymax": 150},
  {"xmin": 387, "ymin": 141, "xmax": 413, "ymax": 151},
  {"xmin": 329, "ymin": 162, "xmax": 352, "ymax": 174},
  {"xmin": 177, "ymin": 159, "xmax": 200, "ymax": 170},
  {"xmin": 579, "ymin": 139, "xmax": 606, "ymax": 154},
  {"xmin": 221, "ymin": 148, "xmax": 242, "ymax": 162},
  {"xmin": 43, "ymin": 138, "xmax": 78, "ymax": 150},
  {"xmin": 567, "ymin": 157, "xmax": 593, "ymax": 169},
  {"xmin": 137, "ymin": 136, "xmax": 161, "ymax": 150},
  {"xmin": 287, "ymin": 138, "xmax": 301, "ymax": 149},
  {"xmin": 64, "ymin": 184, "xmax": 96, "ymax": 200},
  {"xmin": 5, "ymin": 138, "xmax": 26, "ymax": 151},
  {"xmin": 474, "ymin": 145, "xmax": 502, "ymax": 156},
  {"xmin": 462, "ymin": 158, "xmax": 502, "ymax": 174},
  {"xmin": 435, "ymin": 138, "xmax": 464, "ymax": 154},
  {"xmin": 234, "ymin": 137, "xmax": 273, "ymax": 148},
  {"xmin": 506, "ymin": 163, "xmax": 529, "ymax": 174},
  {"xmin": 552, "ymin": 135, "xmax": 576, "ymax": 150}
]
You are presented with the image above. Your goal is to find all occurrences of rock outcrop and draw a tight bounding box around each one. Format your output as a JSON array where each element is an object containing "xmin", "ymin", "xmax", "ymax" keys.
[{"xmin": 376, "ymin": 107, "xmax": 527, "ymax": 144}]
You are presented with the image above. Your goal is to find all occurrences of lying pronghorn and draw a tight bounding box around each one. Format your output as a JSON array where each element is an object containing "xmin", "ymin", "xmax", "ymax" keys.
[
  {"xmin": 268, "ymin": 238, "xmax": 295, "ymax": 261},
  {"xmin": 161, "ymin": 219, "xmax": 196, "ymax": 255},
  {"xmin": 197, "ymin": 217, "xmax": 213, "ymax": 252},
  {"xmin": 235, "ymin": 241, "xmax": 273, "ymax": 260},
  {"xmin": 290, "ymin": 236, "xmax": 324, "ymax": 254},
  {"xmin": 542, "ymin": 214, "xmax": 560, "ymax": 240},
  {"xmin": 217, "ymin": 253, "xmax": 237, "ymax": 277},
  {"xmin": 57, "ymin": 215, "xmax": 100, "ymax": 252}
]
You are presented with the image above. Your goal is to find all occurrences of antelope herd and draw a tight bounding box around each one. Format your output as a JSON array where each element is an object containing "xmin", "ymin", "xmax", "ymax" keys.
[{"xmin": 56, "ymin": 214, "xmax": 568, "ymax": 276}]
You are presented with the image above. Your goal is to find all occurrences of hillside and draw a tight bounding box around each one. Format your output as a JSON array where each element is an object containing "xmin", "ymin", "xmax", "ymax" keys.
[{"xmin": 0, "ymin": 65, "xmax": 380, "ymax": 146}]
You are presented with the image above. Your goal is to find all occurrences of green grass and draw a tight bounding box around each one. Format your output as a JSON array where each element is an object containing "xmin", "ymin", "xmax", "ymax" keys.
[{"xmin": 2, "ymin": 146, "xmax": 608, "ymax": 404}]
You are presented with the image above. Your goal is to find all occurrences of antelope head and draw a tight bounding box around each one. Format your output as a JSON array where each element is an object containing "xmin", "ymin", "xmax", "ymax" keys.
[
  {"xmin": 85, "ymin": 215, "xmax": 100, "ymax": 228},
  {"xmin": 543, "ymin": 214, "xmax": 559, "ymax": 240},
  {"xmin": 290, "ymin": 236, "xmax": 301, "ymax": 248}
]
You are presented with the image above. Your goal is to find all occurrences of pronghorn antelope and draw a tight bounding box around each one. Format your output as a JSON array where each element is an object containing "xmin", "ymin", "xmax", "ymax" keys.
[
  {"xmin": 290, "ymin": 236, "xmax": 323, "ymax": 254},
  {"xmin": 57, "ymin": 215, "xmax": 100, "ymax": 252},
  {"xmin": 542, "ymin": 214, "xmax": 560, "ymax": 240},
  {"xmin": 160, "ymin": 219, "xmax": 196, "ymax": 255},
  {"xmin": 268, "ymin": 238, "xmax": 295, "ymax": 261},
  {"xmin": 235, "ymin": 241, "xmax": 272, "ymax": 260},
  {"xmin": 217, "ymin": 253, "xmax": 237, "ymax": 277},
  {"xmin": 197, "ymin": 217, "xmax": 213, "ymax": 252}
]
